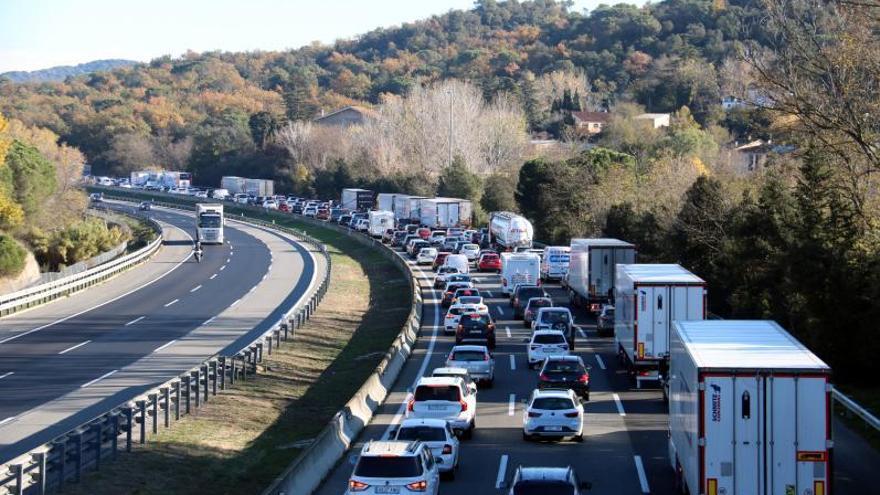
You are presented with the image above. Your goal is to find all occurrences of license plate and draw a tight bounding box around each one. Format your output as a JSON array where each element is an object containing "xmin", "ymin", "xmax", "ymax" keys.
[
  {"xmin": 376, "ymin": 487, "xmax": 400, "ymax": 494},
  {"xmin": 546, "ymin": 426, "xmax": 562, "ymax": 431},
  {"xmin": 470, "ymin": 330, "xmax": 482, "ymax": 334},
  {"xmin": 428, "ymin": 405, "xmax": 447, "ymax": 410}
]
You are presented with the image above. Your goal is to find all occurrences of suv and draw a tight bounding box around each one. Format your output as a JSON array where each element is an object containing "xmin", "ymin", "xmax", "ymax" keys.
[
  {"xmin": 407, "ymin": 376, "xmax": 476, "ymax": 439},
  {"xmin": 347, "ymin": 440, "xmax": 440, "ymax": 494},
  {"xmin": 511, "ymin": 285, "xmax": 550, "ymax": 319},
  {"xmin": 533, "ymin": 307, "xmax": 575, "ymax": 348},
  {"xmin": 393, "ymin": 418, "xmax": 460, "ymax": 479},
  {"xmin": 527, "ymin": 330, "xmax": 570, "ymax": 368},
  {"xmin": 523, "ymin": 297, "xmax": 553, "ymax": 328},
  {"xmin": 442, "ymin": 281, "xmax": 473, "ymax": 307},
  {"xmin": 455, "ymin": 312, "xmax": 496, "ymax": 349},
  {"xmin": 445, "ymin": 345, "xmax": 495, "ymax": 386},
  {"xmin": 596, "ymin": 304, "xmax": 615, "ymax": 337},
  {"xmin": 500, "ymin": 466, "xmax": 591, "ymax": 494},
  {"xmin": 538, "ymin": 355, "xmax": 591, "ymax": 400},
  {"xmin": 522, "ymin": 388, "xmax": 584, "ymax": 442},
  {"xmin": 444, "ymin": 302, "xmax": 488, "ymax": 335}
]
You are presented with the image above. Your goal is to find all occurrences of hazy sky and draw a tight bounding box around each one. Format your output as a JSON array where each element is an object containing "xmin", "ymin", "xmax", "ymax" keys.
[{"xmin": 0, "ymin": 0, "xmax": 646, "ymax": 73}]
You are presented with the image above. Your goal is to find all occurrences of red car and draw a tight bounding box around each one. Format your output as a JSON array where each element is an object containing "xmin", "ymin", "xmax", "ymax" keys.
[
  {"xmin": 417, "ymin": 227, "xmax": 431, "ymax": 240},
  {"xmin": 478, "ymin": 253, "xmax": 502, "ymax": 272},
  {"xmin": 432, "ymin": 251, "xmax": 451, "ymax": 271},
  {"xmin": 278, "ymin": 202, "xmax": 292, "ymax": 213},
  {"xmin": 316, "ymin": 209, "xmax": 330, "ymax": 220}
]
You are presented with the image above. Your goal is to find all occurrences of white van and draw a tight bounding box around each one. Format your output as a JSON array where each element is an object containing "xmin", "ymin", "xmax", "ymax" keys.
[
  {"xmin": 443, "ymin": 254, "xmax": 470, "ymax": 274},
  {"xmin": 541, "ymin": 246, "xmax": 570, "ymax": 281},
  {"xmin": 500, "ymin": 252, "xmax": 540, "ymax": 295}
]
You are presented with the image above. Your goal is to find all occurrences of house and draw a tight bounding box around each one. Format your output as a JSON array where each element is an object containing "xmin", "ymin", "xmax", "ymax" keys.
[
  {"xmin": 313, "ymin": 105, "xmax": 377, "ymax": 127},
  {"xmin": 722, "ymin": 95, "xmax": 745, "ymax": 111},
  {"xmin": 733, "ymin": 139, "xmax": 795, "ymax": 172},
  {"xmin": 571, "ymin": 111, "xmax": 610, "ymax": 134},
  {"xmin": 635, "ymin": 113, "xmax": 670, "ymax": 129}
]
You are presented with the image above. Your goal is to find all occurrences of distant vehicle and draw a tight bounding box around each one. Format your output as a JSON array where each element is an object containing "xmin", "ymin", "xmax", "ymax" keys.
[
  {"xmin": 526, "ymin": 330, "xmax": 570, "ymax": 368},
  {"xmin": 537, "ymin": 355, "xmax": 591, "ymax": 400},
  {"xmin": 488, "ymin": 211, "xmax": 533, "ymax": 250},
  {"xmin": 138, "ymin": 201, "xmax": 152, "ymax": 211},
  {"xmin": 443, "ymin": 254, "xmax": 470, "ymax": 275},
  {"xmin": 523, "ymin": 297, "xmax": 553, "ymax": 327},
  {"xmin": 596, "ymin": 304, "xmax": 614, "ymax": 337},
  {"xmin": 391, "ymin": 230, "xmax": 409, "ymax": 248},
  {"xmin": 234, "ymin": 193, "xmax": 249, "ymax": 204},
  {"xmin": 521, "ymin": 388, "xmax": 584, "ymax": 442},
  {"xmin": 262, "ymin": 199, "xmax": 278, "ymax": 210},
  {"xmin": 499, "ymin": 465, "xmax": 591, "ymax": 494},
  {"xmin": 500, "ymin": 252, "xmax": 540, "ymax": 296},
  {"xmin": 340, "ymin": 188, "xmax": 374, "ymax": 212},
  {"xmin": 511, "ymin": 285, "xmax": 548, "ymax": 319},
  {"xmin": 355, "ymin": 218, "xmax": 370, "ymax": 232},
  {"xmin": 329, "ymin": 208, "xmax": 347, "ymax": 223},
  {"xmin": 346, "ymin": 440, "xmax": 441, "ymax": 495},
  {"xmin": 455, "ymin": 312, "xmax": 496, "ymax": 349},
  {"xmin": 432, "ymin": 251, "xmax": 451, "ymax": 271},
  {"xmin": 433, "ymin": 266, "xmax": 460, "ymax": 289},
  {"xmin": 444, "ymin": 303, "xmax": 489, "ymax": 334},
  {"xmin": 368, "ymin": 210, "xmax": 395, "ymax": 238},
  {"xmin": 416, "ymin": 247, "xmax": 438, "ymax": 265},
  {"xmin": 567, "ymin": 238, "xmax": 635, "ymax": 313},
  {"xmin": 533, "ymin": 307, "xmax": 575, "ymax": 348},
  {"xmin": 196, "ymin": 204, "xmax": 224, "ymax": 244},
  {"xmin": 441, "ymin": 281, "xmax": 473, "ymax": 307},
  {"xmin": 89, "ymin": 192, "xmax": 103, "ymax": 203},
  {"xmin": 459, "ymin": 243, "xmax": 480, "ymax": 262},
  {"xmin": 316, "ymin": 208, "xmax": 330, "ymax": 220},
  {"xmin": 408, "ymin": 240, "xmax": 431, "ymax": 259},
  {"xmin": 445, "ymin": 345, "xmax": 494, "ymax": 386},
  {"xmin": 477, "ymin": 252, "xmax": 501, "ymax": 272},
  {"xmin": 210, "ymin": 188, "xmax": 230, "ymax": 200},
  {"xmin": 393, "ymin": 418, "xmax": 460, "ymax": 479},
  {"xmin": 406, "ymin": 376, "xmax": 476, "ymax": 439},
  {"xmin": 381, "ymin": 229, "xmax": 395, "ymax": 244},
  {"xmin": 303, "ymin": 206, "xmax": 318, "ymax": 217},
  {"xmin": 541, "ymin": 246, "xmax": 571, "ymax": 281}
]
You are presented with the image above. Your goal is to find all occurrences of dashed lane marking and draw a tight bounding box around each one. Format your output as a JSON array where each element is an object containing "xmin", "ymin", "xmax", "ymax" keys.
[
  {"xmin": 81, "ymin": 369, "xmax": 118, "ymax": 388},
  {"xmin": 595, "ymin": 354, "xmax": 606, "ymax": 370},
  {"xmin": 58, "ymin": 340, "xmax": 90, "ymax": 355},
  {"xmin": 125, "ymin": 316, "xmax": 145, "ymax": 326},
  {"xmin": 613, "ymin": 393, "xmax": 626, "ymax": 416}
]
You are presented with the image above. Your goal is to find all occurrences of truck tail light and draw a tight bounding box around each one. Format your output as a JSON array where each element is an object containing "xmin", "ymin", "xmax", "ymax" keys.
[{"xmin": 578, "ymin": 373, "xmax": 589, "ymax": 383}]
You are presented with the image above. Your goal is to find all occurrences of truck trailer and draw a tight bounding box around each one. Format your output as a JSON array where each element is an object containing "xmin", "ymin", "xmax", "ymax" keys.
[
  {"xmin": 500, "ymin": 252, "xmax": 541, "ymax": 295},
  {"xmin": 488, "ymin": 211, "xmax": 533, "ymax": 250},
  {"xmin": 615, "ymin": 264, "xmax": 705, "ymax": 387},
  {"xmin": 668, "ymin": 320, "xmax": 832, "ymax": 495},
  {"xmin": 368, "ymin": 210, "xmax": 395, "ymax": 238},
  {"xmin": 406, "ymin": 196, "xmax": 427, "ymax": 223},
  {"xmin": 221, "ymin": 176, "xmax": 274, "ymax": 196},
  {"xmin": 419, "ymin": 198, "xmax": 473, "ymax": 229},
  {"xmin": 341, "ymin": 188, "xmax": 375, "ymax": 212},
  {"xmin": 566, "ymin": 238, "xmax": 636, "ymax": 312},
  {"xmin": 376, "ymin": 193, "xmax": 401, "ymax": 214}
]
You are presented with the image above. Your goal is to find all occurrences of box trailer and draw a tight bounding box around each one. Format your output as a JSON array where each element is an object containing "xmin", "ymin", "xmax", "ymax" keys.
[
  {"xmin": 500, "ymin": 252, "xmax": 541, "ymax": 295},
  {"xmin": 566, "ymin": 239, "xmax": 636, "ymax": 312},
  {"xmin": 615, "ymin": 264, "xmax": 706, "ymax": 386},
  {"xmin": 368, "ymin": 210, "xmax": 395, "ymax": 238},
  {"xmin": 419, "ymin": 198, "xmax": 473, "ymax": 229},
  {"xmin": 401, "ymin": 196, "xmax": 426, "ymax": 223},
  {"xmin": 341, "ymin": 188, "xmax": 374, "ymax": 212},
  {"xmin": 488, "ymin": 211, "xmax": 534, "ymax": 250},
  {"xmin": 244, "ymin": 178, "xmax": 274, "ymax": 197},
  {"xmin": 376, "ymin": 193, "xmax": 401, "ymax": 214},
  {"xmin": 221, "ymin": 176, "xmax": 247, "ymax": 194},
  {"xmin": 668, "ymin": 320, "xmax": 832, "ymax": 495}
]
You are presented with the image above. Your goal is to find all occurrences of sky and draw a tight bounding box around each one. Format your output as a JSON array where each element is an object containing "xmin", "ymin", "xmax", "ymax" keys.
[{"xmin": 0, "ymin": 0, "xmax": 646, "ymax": 73}]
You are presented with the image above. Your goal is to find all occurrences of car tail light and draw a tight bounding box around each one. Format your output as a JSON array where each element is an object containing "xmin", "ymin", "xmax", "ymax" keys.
[
  {"xmin": 539, "ymin": 374, "xmax": 550, "ymax": 381},
  {"xmin": 407, "ymin": 399, "xmax": 415, "ymax": 412},
  {"xmin": 527, "ymin": 411, "xmax": 542, "ymax": 418},
  {"xmin": 564, "ymin": 411, "xmax": 579, "ymax": 418},
  {"xmin": 638, "ymin": 371, "xmax": 652, "ymax": 376},
  {"xmin": 488, "ymin": 324, "xmax": 495, "ymax": 332},
  {"xmin": 578, "ymin": 373, "xmax": 589, "ymax": 383},
  {"xmin": 457, "ymin": 325, "xmax": 463, "ymax": 334},
  {"xmin": 442, "ymin": 444, "xmax": 453, "ymax": 455},
  {"xmin": 459, "ymin": 399, "xmax": 468, "ymax": 412},
  {"xmin": 406, "ymin": 480, "xmax": 428, "ymax": 491},
  {"xmin": 349, "ymin": 479, "xmax": 369, "ymax": 491}
]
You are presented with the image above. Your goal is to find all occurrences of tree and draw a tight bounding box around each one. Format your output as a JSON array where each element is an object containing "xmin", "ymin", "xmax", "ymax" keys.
[
  {"xmin": 481, "ymin": 173, "xmax": 517, "ymax": 213},
  {"xmin": 248, "ymin": 111, "xmax": 278, "ymax": 149},
  {"xmin": 438, "ymin": 156, "xmax": 485, "ymax": 222},
  {"xmin": 1, "ymin": 140, "xmax": 57, "ymax": 219}
]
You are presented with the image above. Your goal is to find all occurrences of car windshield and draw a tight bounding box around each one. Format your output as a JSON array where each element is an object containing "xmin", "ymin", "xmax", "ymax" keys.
[
  {"xmin": 519, "ymin": 288, "xmax": 545, "ymax": 300},
  {"xmin": 545, "ymin": 361, "xmax": 583, "ymax": 373},
  {"xmin": 461, "ymin": 314, "xmax": 491, "ymax": 326},
  {"xmin": 463, "ymin": 244, "xmax": 478, "ymax": 250},
  {"xmin": 421, "ymin": 249, "xmax": 437, "ymax": 256},
  {"xmin": 450, "ymin": 350, "xmax": 486, "ymax": 361},
  {"xmin": 528, "ymin": 299, "xmax": 551, "ymax": 309},
  {"xmin": 198, "ymin": 214, "xmax": 222, "ymax": 228},
  {"xmin": 542, "ymin": 311, "xmax": 570, "ymax": 323},
  {"xmin": 414, "ymin": 385, "xmax": 461, "ymax": 402},
  {"xmin": 532, "ymin": 397, "xmax": 576, "ymax": 410},
  {"xmin": 533, "ymin": 334, "xmax": 566, "ymax": 344},
  {"xmin": 396, "ymin": 426, "xmax": 447, "ymax": 442},
  {"xmin": 354, "ymin": 456, "xmax": 423, "ymax": 478},
  {"xmin": 513, "ymin": 481, "xmax": 575, "ymax": 495}
]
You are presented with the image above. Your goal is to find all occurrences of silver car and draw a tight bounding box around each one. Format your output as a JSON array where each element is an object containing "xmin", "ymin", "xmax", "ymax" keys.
[
  {"xmin": 394, "ymin": 418, "xmax": 460, "ymax": 478},
  {"xmin": 445, "ymin": 345, "xmax": 495, "ymax": 386}
]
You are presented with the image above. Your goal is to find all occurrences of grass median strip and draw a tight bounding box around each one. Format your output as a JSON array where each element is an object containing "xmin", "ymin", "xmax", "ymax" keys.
[{"xmin": 66, "ymin": 202, "xmax": 411, "ymax": 495}]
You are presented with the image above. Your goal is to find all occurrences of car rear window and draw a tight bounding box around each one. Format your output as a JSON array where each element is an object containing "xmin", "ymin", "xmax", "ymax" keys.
[
  {"xmin": 455, "ymin": 289, "xmax": 479, "ymax": 297},
  {"xmin": 355, "ymin": 456, "xmax": 423, "ymax": 478},
  {"xmin": 458, "ymin": 297, "xmax": 482, "ymax": 305},
  {"xmin": 519, "ymin": 288, "xmax": 546, "ymax": 300},
  {"xmin": 461, "ymin": 314, "xmax": 491, "ymax": 326},
  {"xmin": 545, "ymin": 361, "xmax": 583, "ymax": 373},
  {"xmin": 414, "ymin": 385, "xmax": 461, "ymax": 402},
  {"xmin": 396, "ymin": 426, "xmax": 447, "ymax": 442},
  {"xmin": 532, "ymin": 397, "xmax": 576, "ymax": 410},
  {"xmin": 482, "ymin": 254, "xmax": 499, "ymax": 260},
  {"xmin": 533, "ymin": 333, "xmax": 567, "ymax": 344},
  {"xmin": 541, "ymin": 311, "xmax": 570, "ymax": 323},
  {"xmin": 513, "ymin": 481, "xmax": 575, "ymax": 495},
  {"xmin": 450, "ymin": 351, "xmax": 486, "ymax": 361}
]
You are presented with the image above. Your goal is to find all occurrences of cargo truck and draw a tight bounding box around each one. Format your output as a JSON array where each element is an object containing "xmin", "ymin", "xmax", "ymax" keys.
[
  {"xmin": 376, "ymin": 193, "xmax": 401, "ymax": 214},
  {"xmin": 500, "ymin": 252, "xmax": 541, "ymax": 295},
  {"xmin": 393, "ymin": 195, "xmax": 418, "ymax": 223},
  {"xmin": 614, "ymin": 264, "xmax": 705, "ymax": 387},
  {"xmin": 341, "ymin": 188, "xmax": 375, "ymax": 212},
  {"xmin": 221, "ymin": 176, "xmax": 274, "ymax": 196},
  {"xmin": 368, "ymin": 210, "xmax": 395, "ymax": 238},
  {"xmin": 406, "ymin": 196, "xmax": 427, "ymax": 223},
  {"xmin": 566, "ymin": 238, "xmax": 636, "ymax": 312},
  {"xmin": 196, "ymin": 204, "xmax": 224, "ymax": 244},
  {"xmin": 488, "ymin": 211, "xmax": 533, "ymax": 250},
  {"xmin": 668, "ymin": 320, "xmax": 832, "ymax": 495},
  {"xmin": 419, "ymin": 198, "xmax": 473, "ymax": 229}
]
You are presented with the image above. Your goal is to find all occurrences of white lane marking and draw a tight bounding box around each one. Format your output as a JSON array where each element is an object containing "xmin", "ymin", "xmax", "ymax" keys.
[
  {"xmin": 577, "ymin": 326, "xmax": 587, "ymax": 338},
  {"xmin": 190, "ymin": 285, "xmax": 202, "ymax": 293},
  {"xmin": 485, "ymin": 290, "xmax": 493, "ymax": 297},
  {"xmin": 203, "ymin": 316, "xmax": 216, "ymax": 326},
  {"xmin": 634, "ymin": 455, "xmax": 650, "ymax": 493},
  {"xmin": 58, "ymin": 340, "xmax": 91, "ymax": 355},
  {"xmin": 249, "ymin": 285, "xmax": 257, "ymax": 293},
  {"xmin": 226, "ymin": 258, "xmax": 231, "ymax": 263},
  {"xmin": 509, "ymin": 354, "xmax": 516, "ymax": 370},
  {"xmin": 0, "ymin": 372, "xmax": 13, "ymax": 380},
  {"xmin": 210, "ymin": 273, "xmax": 217, "ymax": 280},
  {"xmin": 125, "ymin": 316, "xmax": 145, "ymax": 326},
  {"xmin": 0, "ymin": 417, "xmax": 16, "ymax": 426},
  {"xmin": 164, "ymin": 299, "xmax": 179, "ymax": 307},
  {"xmin": 262, "ymin": 274, "xmax": 267, "ymax": 281},
  {"xmin": 595, "ymin": 354, "xmax": 607, "ymax": 370},
  {"xmin": 230, "ymin": 298, "xmax": 241, "ymax": 307},
  {"xmin": 81, "ymin": 369, "xmax": 118, "ymax": 388},
  {"xmin": 0, "ymin": 222, "xmax": 194, "ymax": 346},
  {"xmin": 495, "ymin": 454, "xmax": 509, "ymax": 488},
  {"xmin": 508, "ymin": 393, "xmax": 516, "ymax": 416},
  {"xmin": 220, "ymin": 265, "xmax": 226, "ymax": 271},
  {"xmin": 153, "ymin": 340, "xmax": 177, "ymax": 353},
  {"xmin": 613, "ymin": 393, "xmax": 626, "ymax": 416},
  {"xmin": 505, "ymin": 325, "xmax": 511, "ymax": 338},
  {"xmin": 496, "ymin": 306, "xmax": 505, "ymax": 316}
]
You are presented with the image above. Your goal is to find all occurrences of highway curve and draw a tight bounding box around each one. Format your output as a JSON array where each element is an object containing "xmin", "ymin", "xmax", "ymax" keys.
[{"xmin": 0, "ymin": 203, "xmax": 322, "ymax": 464}]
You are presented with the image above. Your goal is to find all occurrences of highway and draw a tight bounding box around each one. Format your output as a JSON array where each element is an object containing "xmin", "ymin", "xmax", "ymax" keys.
[
  {"xmin": 0, "ymin": 203, "xmax": 322, "ymax": 464},
  {"xmin": 317, "ymin": 244, "xmax": 880, "ymax": 495}
]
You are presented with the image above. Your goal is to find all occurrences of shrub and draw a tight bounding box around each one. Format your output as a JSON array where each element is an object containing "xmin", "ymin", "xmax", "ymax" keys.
[{"xmin": 0, "ymin": 234, "xmax": 27, "ymax": 278}]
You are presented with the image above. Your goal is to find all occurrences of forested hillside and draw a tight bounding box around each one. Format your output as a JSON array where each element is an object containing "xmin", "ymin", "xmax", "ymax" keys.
[{"xmin": 0, "ymin": 59, "xmax": 137, "ymax": 83}]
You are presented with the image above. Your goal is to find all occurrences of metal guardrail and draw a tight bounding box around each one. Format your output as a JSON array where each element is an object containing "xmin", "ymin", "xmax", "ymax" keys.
[
  {"xmin": 0, "ymin": 198, "xmax": 332, "ymax": 495},
  {"xmin": 0, "ymin": 211, "xmax": 162, "ymax": 318},
  {"xmin": 832, "ymin": 387, "xmax": 880, "ymax": 433}
]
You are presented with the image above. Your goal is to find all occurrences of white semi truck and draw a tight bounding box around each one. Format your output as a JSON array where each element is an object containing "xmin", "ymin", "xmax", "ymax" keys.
[
  {"xmin": 341, "ymin": 188, "xmax": 375, "ymax": 212},
  {"xmin": 566, "ymin": 238, "xmax": 636, "ymax": 312},
  {"xmin": 500, "ymin": 252, "xmax": 541, "ymax": 295},
  {"xmin": 668, "ymin": 320, "xmax": 832, "ymax": 495},
  {"xmin": 419, "ymin": 198, "xmax": 473, "ymax": 229},
  {"xmin": 196, "ymin": 204, "xmax": 224, "ymax": 244},
  {"xmin": 368, "ymin": 210, "xmax": 395, "ymax": 238},
  {"xmin": 488, "ymin": 211, "xmax": 533, "ymax": 250},
  {"xmin": 615, "ymin": 264, "xmax": 705, "ymax": 387}
]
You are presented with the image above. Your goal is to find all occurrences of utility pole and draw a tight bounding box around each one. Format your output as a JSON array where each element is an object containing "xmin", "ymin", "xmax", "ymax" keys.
[{"xmin": 448, "ymin": 86, "xmax": 454, "ymax": 168}]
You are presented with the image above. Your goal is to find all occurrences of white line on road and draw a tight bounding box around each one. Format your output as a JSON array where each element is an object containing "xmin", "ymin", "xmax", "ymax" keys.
[
  {"xmin": 613, "ymin": 393, "xmax": 626, "ymax": 416},
  {"xmin": 190, "ymin": 285, "xmax": 202, "ymax": 293},
  {"xmin": 153, "ymin": 340, "xmax": 177, "ymax": 353},
  {"xmin": 496, "ymin": 454, "xmax": 509, "ymax": 488},
  {"xmin": 203, "ymin": 316, "xmax": 215, "ymax": 325},
  {"xmin": 226, "ymin": 258, "xmax": 231, "ymax": 263},
  {"xmin": 634, "ymin": 455, "xmax": 650, "ymax": 493},
  {"xmin": 58, "ymin": 340, "xmax": 91, "ymax": 355},
  {"xmin": 508, "ymin": 393, "xmax": 516, "ymax": 416},
  {"xmin": 505, "ymin": 325, "xmax": 511, "ymax": 338},
  {"xmin": 81, "ymin": 369, "xmax": 118, "ymax": 388},
  {"xmin": 164, "ymin": 299, "xmax": 179, "ymax": 307},
  {"xmin": 0, "ymin": 417, "xmax": 16, "ymax": 426},
  {"xmin": 230, "ymin": 298, "xmax": 241, "ymax": 307},
  {"xmin": 485, "ymin": 290, "xmax": 493, "ymax": 297},
  {"xmin": 595, "ymin": 354, "xmax": 607, "ymax": 370},
  {"xmin": 249, "ymin": 285, "xmax": 257, "ymax": 293},
  {"xmin": 577, "ymin": 326, "xmax": 587, "ymax": 338},
  {"xmin": 0, "ymin": 372, "xmax": 13, "ymax": 380},
  {"xmin": 509, "ymin": 354, "xmax": 516, "ymax": 370},
  {"xmin": 210, "ymin": 273, "xmax": 217, "ymax": 280},
  {"xmin": 125, "ymin": 316, "xmax": 145, "ymax": 326},
  {"xmin": 496, "ymin": 306, "xmax": 505, "ymax": 316},
  {"xmin": 220, "ymin": 265, "xmax": 226, "ymax": 271}
]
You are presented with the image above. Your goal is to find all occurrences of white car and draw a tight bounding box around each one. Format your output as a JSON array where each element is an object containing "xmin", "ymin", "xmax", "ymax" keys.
[
  {"xmin": 431, "ymin": 367, "xmax": 478, "ymax": 394},
  {"xmin": 304, "ymin": 207, "xmax": 317, "ymax": 217},
  {"xmin": 355, "ymin": 218, "xmax": 369, "ymax": 232},
  {"xmin": 522, "ymin": 388, "xmax": 584, "ymax": 442},
  {"xmin": 234, "ymin": 194, "xmax": 249, "ymax": 204},
  {"xmin": 407, "ymin": 376, "xmax": 476, "ymax": 439},
  {"xmin": 417, "ymin": 247, "xmax": 438, "ymax": 265},
  {"xmin": 433, "ymin": 266, "xmax": 460, "ymax": 289},
  {"xmin": 444, "ymin": 303, "xmax": 488, "ymax": 334},
  {"xmin": 346, "ymin": 440, "xmax": 441, "ymax": 494},
  {"xmin": 526, "ymin": 330, "xmax": 570, "ymax": 368},
  {"xmin": 393, "ymin": 418, "xmax": 460, "ymax": 478},
  {"xmin": 445, "ymin": 345, "xmax": 495, "ymax": 386},
  {"xmin": 460, "ymin": 243, "xmax": 481, "ymax": 261},
  {"xmin": 263, "ymin": 199, "xmax": 278, "ymax": 210}
]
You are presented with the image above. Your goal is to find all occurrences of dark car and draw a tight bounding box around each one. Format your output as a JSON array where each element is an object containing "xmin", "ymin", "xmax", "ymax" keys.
[
  {"xmin": 456, "ymin": 312, "xmax": 496, "ymax": 349},
  {"xmin": 450, "ymin": 287, "xmax": 482, "ymax": 306},
  {"xmin": 442, "ymin": 282, "xmax": 473, "ymax": 307},
  {"xmin": 329, "ymin": 208, "xmax": 346, "ymax": 222},
  {"xmin": 401, "ymin": 234, "xmax": 420, "ymax": 252},
  {"xmin": 512, "ymin": 285, "xmax": 550, "ymax": 319},
  {"xmin": 537, "ymin": 355, "xmax": 591, "ymax": 400},
  {"xmin": 432, "ymin": 251, "xmax": 451, "ymax": 271},
  {"xmin": 408, "ymin": 240, "xmax": 431, "ymax": 259},
  {"xmin": 391, "ymin": 230, "xmax": 409, "ymax": 247},
  {"xmin": 596, "ymin": 305, "xmax": 615, "ymax": 337},
  {"xmin": 500, "ymin": 466, "xmax": 591, "ymax": 494},
  {"xmin": 292, "ymin": 203, "xmax": 305, "ymax": 214}
]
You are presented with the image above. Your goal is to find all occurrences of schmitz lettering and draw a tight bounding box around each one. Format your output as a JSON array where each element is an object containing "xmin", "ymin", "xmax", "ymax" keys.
[{"xmin": 711, "ymin": 384, "xmax": 722, "ymax": 422}]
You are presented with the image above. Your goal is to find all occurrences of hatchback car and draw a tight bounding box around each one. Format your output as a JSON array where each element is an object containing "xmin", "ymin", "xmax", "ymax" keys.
[
  {"xmin": 522, "ymin": 389, "xmax": 584, "ymax": 442},
  {"xmin": 431, "ymin": 367, "xmax": 477, "ymax": 395},
  {"xmin": 444, "ymin": 302, "xmax": 489, "ymax": 334},
  {"xmin": 393, "ymin": 418, "xmax": 460, "ymax": 479},
  {"xmin": 455, "ymin": 312, "xmax": 496, "ymax": 349},
  {"xmin": 596, "ymin": 304, "xmax": 615, "ymax": 337},
  {"xmin": 432, "ymin": 252, "xmax": 451, "ymax": 271},
  {"xmin": 433, "ymin": 266, "xmax": 460, "ymax": 289},
  {"xmin": 532, "ymin": 307, "xmax": 575, "ymax": 346},
  {"xmin": 523, "ymin": 297, "xmax": 553, "ymax": 327},
  {"xmin": 407, "ymin": 377, "xmax": 476, "ymax": 438},
  {"xmin": 347, "ymin": 440, "xmax": 440, "ymax": 494},
  {"xmin": 441, "ymin": 281, "xmax": 473, "ymax": 307},
  {"xmin": 500, "ymin": 465, "xmax": 591, "ymax": 494},
  {"xmin": 262, "ymin": 199, "xmax": 278, "ymax": 210},
  {"xmin": 445, "ymin": 345, "xmax": 495, "ymax": 386},
  {"xmin": 477, "ymin": 252, "xmax": 502, "ymax": 272},
  {"xmin": 459, "ymin": 243, "xmax": 481, "ymax": 262},
  {"xmin": 526, "ymin": 330, "xmax": 570, "ymax": 368},
  {"xmin": 512, "ymin": 285, "xmax": 550, "ymax": 319},
  {"xmin": 417, "ymin": 247, "xmax": 439, "ymax": 265},
  {"xmin": 538, "ymin": 355, "xmax": 591, "ymax": 400}
]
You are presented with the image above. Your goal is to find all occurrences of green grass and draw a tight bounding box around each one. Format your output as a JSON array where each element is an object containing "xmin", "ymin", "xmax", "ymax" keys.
[{"xmin": 68, "ymin": 188, "xmax": 411, "ymax": 495}]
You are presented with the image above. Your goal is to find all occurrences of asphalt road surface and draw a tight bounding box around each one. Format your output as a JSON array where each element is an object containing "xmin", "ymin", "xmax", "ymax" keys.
[
  {"xmin": 316, "ymin": 244, "xmax": 880, "ymax": 495},
  {"xmin": 0, "ymin": 203, "xmax": 323, "ymax": 463}
]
